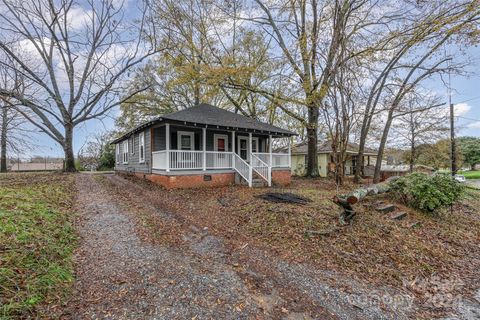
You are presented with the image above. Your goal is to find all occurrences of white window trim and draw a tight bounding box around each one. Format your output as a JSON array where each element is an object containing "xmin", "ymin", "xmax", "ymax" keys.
[
  {"xmin": 251, "ymin": 137, "xmax": 259, "ymax": 153},
  {"xmin": 177, "ymin": 131, "xmax": 195, "ymax": 150},
  {"xmin": 139, "ymin": 131, "xmax": 145, "ymax": 163},
  {"xmin": 213, "ymin": 134, "xmax": 229, "ymax": 152},
  {"xmin": 123, "ymin": 140, "xmax": 128, "ymax": 164},
  {"xmin": 238, "ymin": 136, "xmax": 249, "ymax": 160},
  {"xmin": 130, "ymin": 136, "xmax": 135, "ymax": 155},
  {"xmin": 115, "ymin": 144, "xmax": 120, "ymax": 164}
]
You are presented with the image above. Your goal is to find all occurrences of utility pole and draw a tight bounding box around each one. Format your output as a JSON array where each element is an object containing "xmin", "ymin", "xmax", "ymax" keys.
[
  {"xmin": 447, "ymin": 54, "xmax": 456, "ymax": 176},
  {"xmin": 450, "ymin": 101, "xmax": 456, "ymax": 176}
]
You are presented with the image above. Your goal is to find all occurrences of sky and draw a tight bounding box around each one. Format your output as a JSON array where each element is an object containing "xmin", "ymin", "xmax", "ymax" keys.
[{"xmin": 10, "ymin": 3, "xmax": 480, "ymax": 159}]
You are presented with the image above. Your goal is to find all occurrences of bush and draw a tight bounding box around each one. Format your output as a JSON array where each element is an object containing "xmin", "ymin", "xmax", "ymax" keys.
[{"xmin": 389, "ymin": 173, "xmax": 464, "ymax": 212}]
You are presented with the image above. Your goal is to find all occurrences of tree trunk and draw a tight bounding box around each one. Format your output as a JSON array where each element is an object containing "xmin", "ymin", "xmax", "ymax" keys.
[
  {"xmin": 0, "ymin": 105, "xmax": 7, "ymax": 172},
  {"xmin": 306, "ymin": 105, "xmax": 319, "ymax": 177},
  {"xmin": 409, "ymin": 140, "xmax": 415, "ymax": 173},
  {"xmin": 373, "ymin": 110, "xmax": 395, "ymax": 183},
  {"xmin": 63, "ymin": 123, "xmax": 76, "ymax": 172},
  {"xmin": 355, "ymin": 129, "xmax": 366, "ymax": 183}
]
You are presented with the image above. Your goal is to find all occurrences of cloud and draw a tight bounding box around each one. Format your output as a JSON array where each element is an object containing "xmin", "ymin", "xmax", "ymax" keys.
[
  {"xmin": 454, "ymin": 103, "xmax": 471, "ymax": 116},
  {"xmin": 467, "ymin": 121, "xmax": 480, "ymax": 129}
]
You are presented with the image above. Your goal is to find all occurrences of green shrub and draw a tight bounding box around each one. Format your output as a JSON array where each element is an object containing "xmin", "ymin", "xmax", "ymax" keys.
[{"xmin": 389, "ymin": 173, "xmax": 464, "ymax": 212}]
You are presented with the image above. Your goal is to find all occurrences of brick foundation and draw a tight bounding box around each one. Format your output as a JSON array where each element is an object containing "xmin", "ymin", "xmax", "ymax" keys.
[
  {"xmin": 118, "ymin": 169, "xmax": 291, "ymax": 189},
  {"xmin": 130, "ymin": 171, "xmax": 235, "ymax": 189},
  {"xmin": 271, "ymin": 170, "xmax": 291, "ymax": 186}
]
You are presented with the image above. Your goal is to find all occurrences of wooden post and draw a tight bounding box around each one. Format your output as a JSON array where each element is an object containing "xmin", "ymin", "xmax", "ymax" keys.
[
  {"xmin": 248, "ymin": 132, "xmax": 252, "ymax": 163},
  {"xmin": 288, "ymin": 137, "xmax": 291, "ymax": 168},
  {"xmin": 269, "ymin": 135, "xmax": 273, "ymax": 167},
  {"xmin": 231, "ymin": 130, "xmax": 235, "ymax": 168},
  {"xmin": 202, "ymin": 127, "xmax": 206, "ymax": 171},
  {"xmin": 166, "ymin": 123, "xmax": 170, "ymax": 172}
]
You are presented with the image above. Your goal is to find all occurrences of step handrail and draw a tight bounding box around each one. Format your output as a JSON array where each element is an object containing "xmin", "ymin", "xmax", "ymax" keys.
[
  {"xmin": 232, "ymin": 153, "xmax": 252, "ymax": 187},
  {"xmin": 251, "ymin": 153, "xmax": 271, "ymax": 186}
]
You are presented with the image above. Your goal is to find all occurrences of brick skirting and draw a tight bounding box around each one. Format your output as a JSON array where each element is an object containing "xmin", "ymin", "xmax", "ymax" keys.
[
  {"xmin": 130, "ymin": 171, "xmax": 235, "ymax": 189},
  {"xmin": 117, "ymin": 169, "xmax": 291, "ymax": 189},
  {"xmin": 271, "ymin": 170, "xmax": 292, "ymax": 186}
]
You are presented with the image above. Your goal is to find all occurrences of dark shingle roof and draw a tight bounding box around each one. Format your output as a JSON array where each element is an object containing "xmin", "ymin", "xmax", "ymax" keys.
[
  {"xmin": 112, "ymin": 103, "xmax": 295, "ymax": 144},
  {"xmin": 162, "ymin": 103, "xmax": 295, "ymax": 135},
  {"xmin": 284, "ymin": 140, "xmax": 377, "ymax": 155}
]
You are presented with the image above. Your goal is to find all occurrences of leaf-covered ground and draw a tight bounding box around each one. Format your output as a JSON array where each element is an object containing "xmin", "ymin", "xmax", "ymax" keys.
[
  {"xmin": 112, "ymin": 175, "xmax": 480, "ymax": 318},
  {"xmin": 0, "ymin": 172, "xmax": 76, "ymax": 319}
]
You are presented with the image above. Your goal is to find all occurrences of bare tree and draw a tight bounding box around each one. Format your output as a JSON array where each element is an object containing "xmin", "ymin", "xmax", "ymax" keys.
[
  {"xmin": 0, "ymin": 58, "xmax": 35, "ymax": 172},
  {"xmin": 0, "ymin": 0, "xmax": 160, "ymax": 171},
  {"xmin": 354, "ymin": 0, "xmax": 480, "ymax": 183},
  {"xmin": 393, "ymin": 93, "xmax": 449, "ymax": 172}
]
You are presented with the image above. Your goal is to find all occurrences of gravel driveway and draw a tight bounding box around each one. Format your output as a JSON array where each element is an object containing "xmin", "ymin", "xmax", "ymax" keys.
[{"xmin": 64, "ymin": 174, "xmax": 417, "ymax": 319}]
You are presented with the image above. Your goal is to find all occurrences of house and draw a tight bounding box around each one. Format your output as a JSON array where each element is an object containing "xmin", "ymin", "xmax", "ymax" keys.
[
  {"xmin": 380, "ymin": 164, "xmax": 435, "ymax": 181},
  {"xmin": 286, "ymin": 141, "xmax": 378, "ymax": 177},
  {"xmin": 111, "ymin": 103, "xmax": 295, "ymax": 189}
]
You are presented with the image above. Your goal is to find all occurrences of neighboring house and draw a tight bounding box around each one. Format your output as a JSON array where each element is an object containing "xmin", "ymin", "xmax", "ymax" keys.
[
  {"xmin": 111, "ymin": 103, "xmax": 295, "ymax": 189},
  {"xmin": 286, "ymin": 141, "xmax": 378, "ymax": 177},
  {"xmin": 380, "ymin": 164, "xmax": 435, "ymax": 181}
]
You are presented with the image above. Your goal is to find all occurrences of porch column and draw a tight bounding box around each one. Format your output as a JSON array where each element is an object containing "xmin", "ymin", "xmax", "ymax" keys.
[
  {"xmin": 269, "ymin": 135, "xmax": 273, "ymax": 167},
  {"xmin": 248, "ymin": 132, "xmax": 252, "ymax": 162},
  {"xmin": 202, "ymin": 127, "xmax": 206, "ymax": 171},
  {"xmin": 165, "ymin": 123, "xmax": 170, "ymax": 172},
  {"xmin": 288, "ymin": 137, "xmax": 291, "ymax": 167},
  {"xmin": 231, "ymin": 131, "xmax": 235, "ymax": 168}
]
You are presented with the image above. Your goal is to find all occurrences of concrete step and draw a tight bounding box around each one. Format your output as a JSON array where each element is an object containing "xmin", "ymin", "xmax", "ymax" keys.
[
  {"xmin": 252, "ymin": 178, "xmax": 267, "ymax": 188},
  {"xmin": 376, "ymin": 204, "xmax": 396, "ymax": 214},
  {"xmin": 390, "ymin": 211, "xmax": 407, "ymax": 220}
]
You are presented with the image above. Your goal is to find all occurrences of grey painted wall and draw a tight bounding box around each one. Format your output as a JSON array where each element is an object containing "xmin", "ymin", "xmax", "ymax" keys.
[
  {"xmin": 114, "ymin": 128, "xmax": 151, "ymax": 173},
  {"xmin": 115, "ymin": 124, "xmax": 270, "ymax": 172}
]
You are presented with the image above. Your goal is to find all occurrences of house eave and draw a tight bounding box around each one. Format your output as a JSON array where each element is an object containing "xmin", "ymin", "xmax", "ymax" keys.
[{"xmin": 111, "ymin": 118, "xmax": 295, "ymax": 145}]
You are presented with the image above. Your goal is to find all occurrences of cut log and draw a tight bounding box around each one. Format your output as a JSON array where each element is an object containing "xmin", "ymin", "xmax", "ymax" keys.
[
  {"xmin": 333, "ymin": 181, "xmax": 393, "ymax": 225},
  {"xmin": 343, "ymin": 182, "xmax": 390, "ymax": 204}
]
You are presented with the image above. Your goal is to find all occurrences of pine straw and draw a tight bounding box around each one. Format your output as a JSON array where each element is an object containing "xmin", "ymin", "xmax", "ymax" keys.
[{"xmin": 111, "ymin": 175, "xmax": 480, "ymax": 318}]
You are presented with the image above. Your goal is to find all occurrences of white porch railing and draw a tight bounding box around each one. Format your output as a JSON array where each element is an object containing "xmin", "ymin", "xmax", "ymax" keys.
[
  {"xmin": 168, "ymin": 150, "xmax": 203, "ymax": 170},
  {"xmin": 253, "ymin": 152, "xmax": 290, "ymax": 168},
  {"xmin": 233, "ymin": 153, "xmax": 252, "ymax": 187},
  {"xmin": 251, "ymin": 153, "xmax": 271, "ymax": 186},
  {"xmin": 152, "ymin": 150, "xmax": 168, "ymax": 170},
  {"xmin": 151, "ymin": 150, "xmax": 290, "ymax": 187},
  {"xmin": 206, "ymin": 151, "xmax": 232, "ymax": 169}
]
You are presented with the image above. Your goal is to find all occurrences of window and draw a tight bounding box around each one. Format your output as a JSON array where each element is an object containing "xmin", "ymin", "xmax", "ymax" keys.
[
  {"xmin": 139, "ymin": 131, "xmax": 145, "ymax": 163},
  {"xmin": 177, "ymin": 131, "xmax": 195, "ymax": 150},
  {"xmin": 115, "ymin": 144, "xmax": 120, "ymax": 164},
  {"xmin": 251, "ymin": 137, "xmax": 259, "ymax": 153},
  {"xmin": 238, "ymin": 136, "xmax": 248, "ymax": 160},
  {"xmin": 214, "ymin": 134, "xmax": 228, "ymax": 152},
  {"xmin": 123, "ymin": 140, "xmax": 128, "ymax": 164},
  {"xmin": 130, "ymin": 136, "xmax": 135, "ymax": 155}
]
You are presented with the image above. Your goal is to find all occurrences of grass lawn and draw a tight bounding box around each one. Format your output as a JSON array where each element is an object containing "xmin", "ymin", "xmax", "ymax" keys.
[
  {"xmin": 0, "ymin": 173, "xmax": 76, "ymax": 319},
  {"xmin": 459, "ymin": 170, "xmax": 480, "ymax": 179}
]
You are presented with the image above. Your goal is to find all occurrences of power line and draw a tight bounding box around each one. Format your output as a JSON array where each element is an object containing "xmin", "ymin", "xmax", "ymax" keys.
[{"xmin": 454, "ymin": 95, "xmax": 480, "ymax": 105}]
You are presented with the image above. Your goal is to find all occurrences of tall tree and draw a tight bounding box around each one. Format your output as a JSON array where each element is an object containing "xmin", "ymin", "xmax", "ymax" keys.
[
  {"xmin": 457, "ymin": 137, "xmax": 480, "ymax": 170},
  {"xmin": 0, "ymin": 0, "xmax": 159, "ymax": 171},
  {"xmin": 354, "ymin": 0, "xmax": 480, "ymax": 183},
  {"xmin": 393, "ymin": 93, "xmax": 448, "ymax": 172}
]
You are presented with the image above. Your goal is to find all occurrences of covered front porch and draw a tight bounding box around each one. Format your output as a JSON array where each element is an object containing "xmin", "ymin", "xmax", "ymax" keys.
[{"xmin": 150, "ymin": 123, "xmax": 291, "ymax": 186}]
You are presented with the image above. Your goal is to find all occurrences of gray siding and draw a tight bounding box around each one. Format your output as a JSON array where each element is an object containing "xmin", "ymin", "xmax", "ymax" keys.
[
  {"xmin": 115, "ymin": 124, "xmax": 269, "ymax": 173},
  {"xmin": 114, "ymin": 128, "xmax": 151, "ymax": 174}
]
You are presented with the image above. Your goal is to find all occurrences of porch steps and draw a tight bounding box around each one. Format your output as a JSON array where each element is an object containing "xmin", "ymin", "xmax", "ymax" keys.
[
  {"xmin": 252, "ymin": 178, "xmax": 267, "ymax": 188},
  {"xmin": 235, "ymin": 173, "xmax": 268, "ymax": 188}
]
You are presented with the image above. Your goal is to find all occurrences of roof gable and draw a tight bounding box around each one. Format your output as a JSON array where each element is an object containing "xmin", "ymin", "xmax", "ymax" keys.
[
  {"xmin": 111, "ymin": 103, "xmax": 295, "ymax": 144},
  {"xmin": 162, "ymin": 104, "xmax": 294, "ymax": 135}
]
